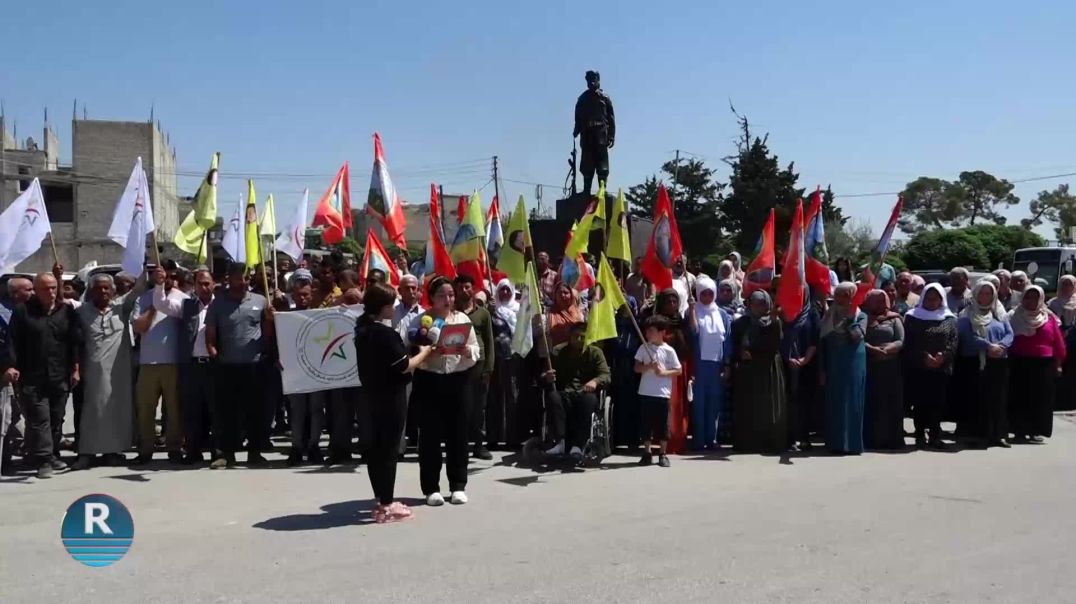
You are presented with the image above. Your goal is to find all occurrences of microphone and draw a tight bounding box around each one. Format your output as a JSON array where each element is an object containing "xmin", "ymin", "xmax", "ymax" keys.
[{"xmin": 426, "ymin": 325, "xmax": 441, "ymax": 347}]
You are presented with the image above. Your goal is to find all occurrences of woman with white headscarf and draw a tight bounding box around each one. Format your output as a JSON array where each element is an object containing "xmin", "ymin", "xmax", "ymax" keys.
[
  {"xmin": 1008, "ymin": 285, "xmax": 1067, "ymax": 443},
  {"xmin": 1048, "ymin": 275, "xmax": 1076, "ymax": 411},
  {"xmin": 1007, "ymin": 271, "xmax": 1029, "ymax": 310},
  {"xmin": 955, "ymin": 281, "xmax": 1014, "ymax": 448},
  {"xmin": 818, "ymin": 282, "xmax": 868, "ymax": 454},
  {"xmin": 725, "ymin": 252, "xmax": 746, "ymax": 284},
  {"xmin": 488, "ymin": 279, "xmax": 520, "ymax": 447},
  {"xmin": 687, "ymin": 276, "xmax": 731, "ymax": 450},
  {"xmin": 902, "ymin": 283, "xmax": 959, "ymax": 448}
]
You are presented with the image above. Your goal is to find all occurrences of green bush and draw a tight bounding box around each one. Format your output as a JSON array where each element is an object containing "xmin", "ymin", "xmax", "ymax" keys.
[
  {"xmin": 903, "ymin": 230, "xmax": 990, "ymax": 270},
  {"xmin": 962, "ymin": 224, "xmax": 1045, "ymax": 270}
]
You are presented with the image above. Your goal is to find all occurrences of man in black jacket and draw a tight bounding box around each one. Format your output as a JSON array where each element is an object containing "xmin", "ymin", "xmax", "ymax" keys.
[{"xmin": 8, "ymin": 271, "xmax": 82, "ymax": 478}]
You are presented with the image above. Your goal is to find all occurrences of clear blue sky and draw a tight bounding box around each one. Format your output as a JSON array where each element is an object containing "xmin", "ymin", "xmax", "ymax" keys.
[{"xmin": 4, "ymin": 1, "xmax": 1075, "ymax": 240}]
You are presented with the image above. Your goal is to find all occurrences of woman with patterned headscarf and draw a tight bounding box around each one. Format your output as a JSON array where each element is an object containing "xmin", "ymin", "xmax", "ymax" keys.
[
  {"xmin": 954, "ymin": 281, "xmax": 1013, "ymax": 448},
  {"xmin": 728, "ymin": 290, "xmax": 787, "ymax": 453},
  {"xmin": 819, "ymin": 282, "xmax": 868, "ymax": 454},
  {"xmin": 1008, "ymin": 285, "xmax": 1067, "ymax": 443},
  {"xmin": 862, "ymin": 288, "xmax": 905, "ymax": 450},
  {"xmin": 1048, "ymin": 275, "xmax": 1076, "ymax": 411}
]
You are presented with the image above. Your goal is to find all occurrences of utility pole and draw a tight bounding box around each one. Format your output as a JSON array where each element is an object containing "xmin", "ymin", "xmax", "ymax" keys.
[
  {"xmin": 673, "ymin": 149, "xmax": 681, "ymax": 205},
  {"xmin": 492, "ymin": 155, "xmax": 501, "ymax": 207}
]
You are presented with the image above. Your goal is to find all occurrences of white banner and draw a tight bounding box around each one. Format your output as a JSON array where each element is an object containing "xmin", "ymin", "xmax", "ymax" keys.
[{"xmin": 275, "ymin": 305, "xmax": 363, "ymax": 395}]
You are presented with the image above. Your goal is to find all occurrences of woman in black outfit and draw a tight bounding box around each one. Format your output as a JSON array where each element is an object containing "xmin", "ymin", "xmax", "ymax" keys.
[{"xmin": 354, "ymin": 283, "xmax": 434, "ymax": 523}]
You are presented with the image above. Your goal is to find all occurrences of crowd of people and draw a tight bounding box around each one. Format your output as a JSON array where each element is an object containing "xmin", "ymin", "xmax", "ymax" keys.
[{"xmin": 0, "ymin": 248, "xmax": 1072, "ymax": 524}]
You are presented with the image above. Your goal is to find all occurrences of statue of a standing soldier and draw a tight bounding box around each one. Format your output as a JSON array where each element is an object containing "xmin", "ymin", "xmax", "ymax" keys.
[{"xmin": 573, "ymin": 70, "xmax": 615, "ymax": 195}]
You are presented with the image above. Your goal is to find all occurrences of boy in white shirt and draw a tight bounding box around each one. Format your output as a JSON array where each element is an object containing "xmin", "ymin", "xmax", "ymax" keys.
[{"xmin": 634, "ymin": 315, "xmax": 683, "ymax": 467}]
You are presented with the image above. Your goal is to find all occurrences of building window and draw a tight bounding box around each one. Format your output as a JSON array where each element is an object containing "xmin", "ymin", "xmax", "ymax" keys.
[{"xmin": 41, "ymin": 183, "xmax": 74, "ymax": 223}]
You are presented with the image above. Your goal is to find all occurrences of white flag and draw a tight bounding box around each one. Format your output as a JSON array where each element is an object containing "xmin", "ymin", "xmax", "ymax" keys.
[
  {"xmin": 275, "ymin": 189, "xmax": 308, "ymax": 262},
  {"xmin": 107, "ymin": 157, "xmax": 155, "ymax": 275},
  {"xmin": 0, "ymin": 178, "xmax": 53, "ymax": 274},
  {"xmin": 511, "ymin": 261, "xmax": 541, "ymax": 357},
  {"xmin": 259, "ymin": 194, "xmax": 277, "ymax": 238},
  {"xmin": 221, "ymin": 197, "xmax": 245, "ymax": 264}
]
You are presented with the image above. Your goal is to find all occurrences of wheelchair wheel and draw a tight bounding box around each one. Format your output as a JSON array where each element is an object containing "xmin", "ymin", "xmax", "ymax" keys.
[{"xmin": 601, "ymin": 395, "xmax": 613, "ymax": 458}]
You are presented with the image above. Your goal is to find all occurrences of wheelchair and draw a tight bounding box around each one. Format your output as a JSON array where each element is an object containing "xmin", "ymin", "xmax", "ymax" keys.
[{"xmin": 521, "ymin": 386, "xmax": 612, "ymax": 467}]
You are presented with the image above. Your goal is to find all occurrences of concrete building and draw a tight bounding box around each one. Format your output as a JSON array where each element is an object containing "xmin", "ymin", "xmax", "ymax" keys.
[{"xmin": 0, "ymin": 115, "xmax": 182, "ymax": 273}]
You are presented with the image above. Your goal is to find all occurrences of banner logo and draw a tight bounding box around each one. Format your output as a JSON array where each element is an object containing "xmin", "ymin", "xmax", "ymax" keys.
[
  {"xmin": 295, "ymin": 312, "xmax": 358, "ymax": 384},
  {"xmin": 61, "ymin": 494, "xmax": 134, "ymax": 567}
]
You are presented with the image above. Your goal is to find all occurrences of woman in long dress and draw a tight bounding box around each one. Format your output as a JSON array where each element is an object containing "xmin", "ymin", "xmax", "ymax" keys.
[
  {"xmin": 955, "ymin": 281, "xmax": 1013, "ymax": 448},
  {"xmin": 863, "ymin": 289, "xmax": 905, "ymax": 450},
  {"xmin": 729, "ymin": 290, "xmax": 787, "ymax": 453},
  {"xmin": 1008, "ymin": 285, "xmax": 1067, "ymax": 443},
  {"xmin": 1047, "ymin": 275, "xmax": 1076, "ymax": 411},
  {"xmin": 902, "ymin": 283, "xmax": 959, "ymax": 449},
  {"xmin": 488, "ymin": 279, "xmax": 519, "ymax": 447},
  {"xmin": 819, "ymin": 282, "xmax": 867, "ymax": 455}
]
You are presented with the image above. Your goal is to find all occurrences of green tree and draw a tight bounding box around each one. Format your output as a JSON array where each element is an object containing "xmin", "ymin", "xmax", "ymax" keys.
[
  {"xmin": 334, "ymin": 236, "xmax": 362, "ymax": 257},
  {"xmin": 898, "ymin": 177, "xmax": 961, "ymax": 234},
  {"xmin": 899, "ymin": 171, "xmax": 1019, "ymax": 234},
  {"xmin": 1023, "ymin": 184, "xmax": 1076, "ymax": 241},
  {"xmin": 626, "ymin": 158, "xmax": 725, "ymax": 259},
  {"xmin": 721, "ymin": 113, "xmax": 804, "ymax": 252},
  {"xmin": 818, "ymin": 185, "xmax": 847, "ymax": 228},
  {"xmin": 949, "ymin": 170, "xmax": 1018, "ymax": 226},
  {"xmin": 902, "ymin": 230, "xmax": 990, "ymax": 270},
  {"xmin": 825, "ymin": 218, "xmax": 876, "ymax": 266}
]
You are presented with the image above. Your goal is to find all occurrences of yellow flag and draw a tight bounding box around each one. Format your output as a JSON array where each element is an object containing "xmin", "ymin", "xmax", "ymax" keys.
[
  {"xmin": 173, "ymin": 152, "xmax": 219, "ymax": 256},
  {"xmin": 564, "ymin": 181, "xmax": 606, "ymax": 259},
  {"xmin": 607, "ymin": 188, "xmax": 631, "ymax": 262},
  {"xmin": 497, "ymin": 194, "xmax": 531, "ymax": 284},
  {"xmin": 585, "ymin": 254, "xmax": 628, "ymax": 345},
  {"xmin": 244, "ymin": 180, "xmax": 262, "ymax": 269},
  {"xmin": 259, "ymin": 193, "xmax": 277, "ymax": 237}
]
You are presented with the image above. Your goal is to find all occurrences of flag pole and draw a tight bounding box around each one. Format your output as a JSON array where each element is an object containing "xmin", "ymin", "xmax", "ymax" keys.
[
  {"xmin": 47, "ymin": 230, "xmax": 60, "ymax": 267},
  {"xmin": 271, "ymin": 237, "xmax": 279, "ymax": 289},
  {"xmin": 149, "ymin": 231, "xmax": 163, "ymax": 267}
]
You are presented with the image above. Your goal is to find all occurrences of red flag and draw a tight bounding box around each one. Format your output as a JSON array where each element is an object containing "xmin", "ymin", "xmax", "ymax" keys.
[
  {"xmin": 776, "ymin": 200, "xmax": 806, "ymax": 322},
  {"xmin": 804, "ymin": 186, "xmax": 831, "ymax": 297},
  {"xmin": 640, "ymin": 184, "xmax": 683, "ymax": 292},
  {"xmin": 456, "ymin": 196, "xmax": 467, "ymax": 225},
  {"xmin": 852, "ymin": 194, "xmax": 904, "ymax": 308},
  {"xmin": 311, "ymin": 162, "xmax": 351, "ymax": 244},
  {"xmin": 421, "ymin": 184, "xmax": 457, "ymax": 307},
  {"xmin": 366, "ymin": 133, "xmax": 408, "ymax": 248},
  {"xmin": 744, "ymin": 209, "xmax": 776, "ymax": 297},
  {"xmin": 361, "ymin": 228, "xmax": 400, "ymax": 288}
]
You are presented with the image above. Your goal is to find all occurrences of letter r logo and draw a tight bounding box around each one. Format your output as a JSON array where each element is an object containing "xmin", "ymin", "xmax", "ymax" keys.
[{"xmin": 84, "ymin": 503, "xmax": 113, "ymax": 535}]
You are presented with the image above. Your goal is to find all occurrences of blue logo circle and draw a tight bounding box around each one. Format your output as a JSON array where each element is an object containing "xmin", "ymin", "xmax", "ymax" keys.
[{"xmin": 60, "ymin": 494, "xmax": 134, "ymax": 567}]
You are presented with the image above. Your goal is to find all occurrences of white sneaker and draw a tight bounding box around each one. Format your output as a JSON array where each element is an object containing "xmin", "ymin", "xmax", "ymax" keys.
[
  {"xmin": 545, "ymin": 440, "xmax": 565, "ymax": 455},
  {"xmin": 569, "ymin": 446, "xmax": 583, "ymax": 460},
  {"xmin": 426, "ymin": 492, "xmax": 445, "ymax": 507},
  {"xmin": 450, "ymin": 491, "xmax": 469, "ymax": 505}
]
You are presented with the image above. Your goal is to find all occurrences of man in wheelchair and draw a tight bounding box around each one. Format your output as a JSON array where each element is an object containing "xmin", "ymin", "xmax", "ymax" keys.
[{"xmin": 541, "ymin": 322, "xmax": 610, "ymax": 460}]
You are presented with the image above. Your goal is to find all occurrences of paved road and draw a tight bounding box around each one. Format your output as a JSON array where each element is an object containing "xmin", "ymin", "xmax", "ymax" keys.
[{"xmin": 3, "ymin": 417, "xmax": 1075, "ymax": 603}]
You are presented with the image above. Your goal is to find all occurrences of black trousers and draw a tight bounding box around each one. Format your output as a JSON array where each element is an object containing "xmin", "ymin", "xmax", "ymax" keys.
[
  {"xmin": 907, "ymin": 368, "xmax": 948, "ymax": 436},
  {"xmin": 328, "ymin": 387, "xmax": 357, "ymax": 457},
  {"xmin": 213, "ymin": 363, "xmax": 268, "ymax": 456},
  {"xmin": 415, "ymin": 370, "xmax": 469, "ymax": 494},
  {"xmin": 366, "ymin": 384, "xmax": 407, "ymax": 505},
  {"xmin": 20, "ymin": 381, "xmax": 69, "ymax": 464},
  {"xmin": 545, "ymin": 389, "xmax": 596, "ymax": 450},
  {"xmin": 467, "ymin": 366, "xmax": 490, "ymax": 447},
  {"xmin": 580, "ymin": 132, "xmax": 610, "ymax": 192},
  {"xmin": 71, "ymin": 382, "xmax": 84, "ymax": 449},
  {"xmin": 180, "ymin": 362, "xmax": 215, "ymax": 455},
  {"xmin": 785, "ymin": 360, "xmax": 818, "ymax": 445}
]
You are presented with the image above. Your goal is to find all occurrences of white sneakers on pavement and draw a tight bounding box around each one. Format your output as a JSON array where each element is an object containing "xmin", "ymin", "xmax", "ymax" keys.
[
  {"xmin": 426, "ymin": 492, "xmax": 445, "ymax": 506},
  {"xmin": 545, "ymin": 440, "xmax": 565, "ymax": 455},
  {"xmin": 450, "ymin": 491, "xmax": 468, "ymax": 505}
]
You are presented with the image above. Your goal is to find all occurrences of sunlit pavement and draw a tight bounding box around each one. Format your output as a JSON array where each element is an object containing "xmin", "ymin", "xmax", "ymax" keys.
[{"xmin": 3, "ymin": 416, "xmax": 1074, "ymax": 603}]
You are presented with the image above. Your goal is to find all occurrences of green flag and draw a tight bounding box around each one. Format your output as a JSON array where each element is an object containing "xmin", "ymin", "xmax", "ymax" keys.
[
  {"xmin": 497, "ymin": 195, "xmax": 531, "ymax": 284},
  {"xmin": 585, "ymin": 254, "xmax": 628, "ymax": 346},
  {"xmin": 173, "ymin": 152, "xmax": 220, "ymax": 256},
  {"xmin": 607, "ymin": 188, "xmax": 631, "ymax": 262},
  {"xmin": 564, "ymin": 181, "xmax": 606, "ymax": 259}
]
